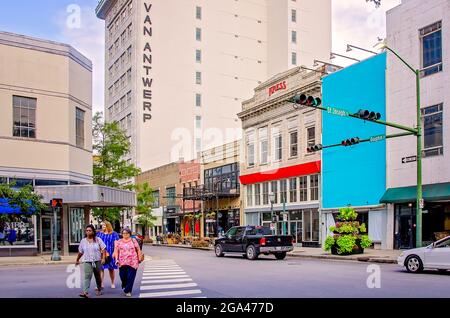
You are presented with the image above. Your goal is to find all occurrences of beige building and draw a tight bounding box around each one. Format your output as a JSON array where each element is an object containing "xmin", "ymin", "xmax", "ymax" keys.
[
  {"xmin": 238, "ymin": 67, "xmax": 323, "ymax": 247},
  {"xmin": 0, "ymin": 31, "xmax": 92, "ymax": 256},
  {"xmin": 96, "ymin": 0, "xmax": 332, "ymax": 172}
]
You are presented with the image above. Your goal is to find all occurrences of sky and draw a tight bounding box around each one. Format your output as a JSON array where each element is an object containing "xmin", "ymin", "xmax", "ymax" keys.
[{"xmin": 0, "ymin": 0, "xmax": 401, "ymax": 114}]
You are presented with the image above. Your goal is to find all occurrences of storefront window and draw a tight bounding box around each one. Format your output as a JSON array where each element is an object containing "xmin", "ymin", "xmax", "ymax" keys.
[
  {"xmin": 312, "ymin": 208, "xmax": 319, "ymax": 242},
  {"xmin": 0, "ymin": 215, "xmax": 36, "ymax": 246},
  {"xmin": 70, "ymin": 208, "xmax": 85, "ymax": 244},
  {"xmin": 304, "ymin": 209, "xmax": 311, "ymax": 241}
]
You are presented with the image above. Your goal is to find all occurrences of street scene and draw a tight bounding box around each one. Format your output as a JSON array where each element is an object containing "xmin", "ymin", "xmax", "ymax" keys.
[{"xmin": 1, "ymin": 0, "xmax": 450, "ymax": 303}]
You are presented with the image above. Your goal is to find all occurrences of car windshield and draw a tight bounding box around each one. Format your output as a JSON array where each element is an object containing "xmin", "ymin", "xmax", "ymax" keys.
[{"xmin": 245, "ymin": 226, "xmax": 271, "ymax": 235}]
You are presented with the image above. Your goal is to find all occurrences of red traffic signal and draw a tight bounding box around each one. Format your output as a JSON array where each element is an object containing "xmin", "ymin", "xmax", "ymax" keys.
[
  {"xmin": 341, "ymin": 137, "xmax": 360, "ymax": 147},
  {"xmin": 50, "ymin": 198, "xmax": 63, "ymax": 208}
]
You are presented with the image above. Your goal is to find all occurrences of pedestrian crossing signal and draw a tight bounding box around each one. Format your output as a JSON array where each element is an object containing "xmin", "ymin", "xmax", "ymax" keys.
[{"xmin": 50, "ymin": 198, "xmax": 63, "ymax": 208}]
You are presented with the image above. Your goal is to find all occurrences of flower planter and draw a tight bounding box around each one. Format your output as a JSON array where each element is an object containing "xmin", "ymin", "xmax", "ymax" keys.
[{"xmin": 330, "ymin": 239, "xmax": 364, "ymax": 255}]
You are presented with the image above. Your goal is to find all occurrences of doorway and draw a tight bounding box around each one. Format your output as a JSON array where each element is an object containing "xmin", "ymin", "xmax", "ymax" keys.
[
  {"xmin": 41, "ymin": 216, "xmax": 52, "ymax": 253},
  {"xmin": 290, "ymin": 221, "xmax": 303, "ymax": 244}
]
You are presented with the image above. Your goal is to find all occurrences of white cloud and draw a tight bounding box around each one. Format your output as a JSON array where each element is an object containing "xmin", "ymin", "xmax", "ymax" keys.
[
  {"xmin": 54, "ymin": 5, "xmax": 105, "ymax": 114},
  {"xmin": 332, "ymin": 0, "xmax": 401, "ymax": 65}
]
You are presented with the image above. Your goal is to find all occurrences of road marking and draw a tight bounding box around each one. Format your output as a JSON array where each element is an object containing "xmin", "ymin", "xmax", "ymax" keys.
[
  {"xmin": 140, "ymin": 283, "xmax": 198, "ymax": 291},
  {"xmin": 138, "ymin": 259, "xmax": 206, "ymax": 298},
  {"xmin": 139, "ymin": 289, "xmax": 202, "ymax": 298},
  {"xmin": 141, "ymin": 278, "xmax": 193, "ymax": 284}
]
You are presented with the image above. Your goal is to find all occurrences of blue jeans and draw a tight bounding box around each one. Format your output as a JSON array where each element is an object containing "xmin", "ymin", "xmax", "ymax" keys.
[{"xmin": 119, "ymin": 265, "xmax": 137, "ymax": 293}]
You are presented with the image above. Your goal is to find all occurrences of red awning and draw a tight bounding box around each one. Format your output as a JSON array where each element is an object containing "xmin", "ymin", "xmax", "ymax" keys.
[{"xmin": 239, "ymin": 161, "xmax": 321, "ymax": 185}]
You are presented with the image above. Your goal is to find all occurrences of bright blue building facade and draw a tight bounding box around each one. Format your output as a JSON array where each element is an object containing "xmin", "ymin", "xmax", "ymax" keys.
[{"xmin": 321, "ymin": 53, "xmax": 388, "ymax": 248}]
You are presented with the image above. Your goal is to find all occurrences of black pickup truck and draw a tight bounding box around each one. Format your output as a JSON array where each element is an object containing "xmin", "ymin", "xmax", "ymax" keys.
[{"xmin": 214, "ymin": 226, "xmax": 294, "ymax": 260}]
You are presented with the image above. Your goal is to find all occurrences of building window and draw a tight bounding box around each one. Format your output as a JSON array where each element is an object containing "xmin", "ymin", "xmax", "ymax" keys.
[
  {"xmin": 69, "ymin": 208, "xmax": 85, "ymax": 244},
  {"xmin": 75, "ymin": 107, "xmax": 85, "ymax": 148},
  {"xmin": 289, "ymin": 178, "xmax": 297, "ymax": 203},
  {"xmin": 196, "ymin": 93, "xmax": 201, "ymax": 107},
  {"xmin": 420, "ymin": 21, "xmax": 442, "ymax": 77},
  {"xmin": 291, "ymin": 30, "xmax": 297, "ymax": 43},
  {"xmin": 196, "ymin": 49, "xmax": 202, "ymax": 63},
  {"xmin": 307, "ymin": 126, "xmax": 315, "ymax": 150},
  {"xmin": 246, "ymin": 132, "xmax": 255, "ymax": 167},
  {"xmin": 255, "ymin": 184, "xmax": 261, "ymax": 206},
  {"xmin": 289, "ymin": 130, "xmax": 298, "ymax": 157},
  {"xmin": 196, "ymin": 137, "xmax": 202, "ymax": 152},
  {"xmin": 13, "ymin": 96, "xmax": 36, "ymax": 138},
  {"xmin": 291, "ymin": 9, "xmax": 297, "ymax": 22},
  {"xmin": 196, "ymin": 6, "xmax": 202, "ymax": 20},
  {"xmin": 259, "ymin": 127, "xmax": 268, "ymax": 164},
  {"xmin": 310, "ymin": 174, "xmax": 319, "ymax": 201},
  {"xmin": 299, "ymin": 176, "xmax": 307, "ymax": 201},
  {"xmin": 262, "ymin": 182, "xmax": 269, "ymax": 205},
  {"xmin": 152, "ymin": 190, "xmax": 160, "ymax": 208},
  {"xmin": 273, "ymin": 134, "xmax": 282, "ymax": 161},
  {"xmin": 422, "ymin": 103, "xmax": 443, "ymax": 157},
  {"xmin": 271, "ymin": 181, "xmax": 278, "ymax": 204},
  {"xmin": 196, "ymin": 71, "xmax": 202, "ymax": 84},
  {"xmin": 166, "ymin": 187, "xmax": 176, "ymax": 206},
  {"xmin": 195, "ymin": 115, "xmax": 202, "ymax": 129},
  {"xmin": 292, "ymin": 52, "xmax": 297, "ymax": 65},
  {"xmin": 280, "ymin": 179, "xmax": 287, "ymax": 204},
  {"xmin": 196, "ymin": 27, "xmax": 202, "ymax": 41},
  {"xmin": 247, "ymin": 185, "xmax": 253, "ymax": 207},
  {"xmin": 127, "ymin": 91, "xmax": 132, "ymax": 106}
]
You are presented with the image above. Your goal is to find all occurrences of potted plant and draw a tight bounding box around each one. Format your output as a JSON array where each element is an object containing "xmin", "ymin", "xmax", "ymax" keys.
[{"xmin": 324, "ymin": 207, "xmax": 372, "ymax": 255}]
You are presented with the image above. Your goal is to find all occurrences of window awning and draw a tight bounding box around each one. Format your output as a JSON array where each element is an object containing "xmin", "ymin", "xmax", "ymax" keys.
[{"xmin": 380, "ymin": 182, "xmax": 450, "ymax": 203}]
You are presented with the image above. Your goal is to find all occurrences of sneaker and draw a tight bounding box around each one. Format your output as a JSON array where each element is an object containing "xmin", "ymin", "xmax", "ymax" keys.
[
  {"xmin": 111, "ymin": 284, "xmax": 116, "ymax": 289},
  {"xmin": 125, "ymin": 292, "xmax": 132, "ymax": 297}
]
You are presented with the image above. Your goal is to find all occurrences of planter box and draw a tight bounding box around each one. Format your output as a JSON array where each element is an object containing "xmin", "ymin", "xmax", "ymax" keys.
[{"xmin": 330, "ymin": 239, "xmax": 364, "ymax": 255}]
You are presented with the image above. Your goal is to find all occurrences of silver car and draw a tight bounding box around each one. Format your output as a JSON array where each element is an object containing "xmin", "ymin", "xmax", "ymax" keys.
[{"xmin": 398, "ymin": 236, "xmax": 450, "ymax": 273}]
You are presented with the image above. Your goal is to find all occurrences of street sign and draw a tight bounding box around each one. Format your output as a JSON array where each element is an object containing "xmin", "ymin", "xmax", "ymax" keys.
[
  {"xmin": 402, "ymin": 156, "xmax": 417, "ymax": 164},
  {"xmin": 419, "ymin": 199, "xmax": 425, "ymax": 209},
  {"xmin": 327, "ymin": 106, "xmax": 349, "ymax": 117},
  {"xmin": 283, "ymin": 213, "xmax": 288, "ymax": 222},
  {"xmin": 270, "ymin": 223, "xmax": 276, "ymax": 231},
  {"xmin": 370, "ymin": 134, "xmax": 386, "ymax": 143}
]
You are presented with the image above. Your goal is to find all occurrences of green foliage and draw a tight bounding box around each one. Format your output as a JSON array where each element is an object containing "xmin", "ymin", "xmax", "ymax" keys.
[
  {"xmin": 329, "ymin": 226, "xmax": 336, "ymax": 233},
  {"xmin": 336, "ymin": 235, "xmax": 356, "ymax": 254},
  {"xmin": 337, "ymin": 207, "xmax": 358, "ymax": 221},
  {"xmin": 135, "ymin": 182, "xmax": 157, "ymax": 237},
  {"xmin": 324, "ymin": 236, "xmax": 335, "ymax": 251},
  {"xmin": 0, "ymin": 183, "xmax": 47, "ymax": 217},
  {"xmin": 359, "ymin": 223, "xmax": 367, "ymax": 233},
  {"xmin": 91, "ymin": 112, "xmax": 141, "ymax": 221},
  {"xmin": 336, "ymin": 223, "xmax": 358, "ymax": 234},
  {"xmin": 360, "ymin": 235, "xmax": 373, "ymax": 248}
]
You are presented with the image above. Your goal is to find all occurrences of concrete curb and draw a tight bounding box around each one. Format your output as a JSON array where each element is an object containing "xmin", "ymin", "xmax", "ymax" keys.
[
  {"xmin": 145, "ymin": 243, "xmax": 398, "ymax": 264},
  {"xmin": 0, "ymin": 260, "xmax": 75, "ymax": 267}
]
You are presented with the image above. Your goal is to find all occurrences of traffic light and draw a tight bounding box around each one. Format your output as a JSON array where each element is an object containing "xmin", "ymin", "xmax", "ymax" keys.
[
  {"xmin": 50, "ymin": 198, "xmax": 63, "ymax": 208},
  {"xmin": 292, "ymin": 94, "xmax": 322, "ymax": 107},
  {"xmin": 341, "ymin": 137, "xmax": 360, "ymax": 147},
  {"xmin": 355, "ymin": 109, "xmax": 381, "ymax": 121},
  {"xmin": 307, "ymin": 144, "xmax": 323, "ymax": 153}
]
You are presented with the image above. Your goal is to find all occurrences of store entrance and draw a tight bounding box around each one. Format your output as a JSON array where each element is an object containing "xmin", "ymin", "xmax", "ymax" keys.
[{"xmin": 290, "ymin": 221, "xmax": 303, "ymax": 244}]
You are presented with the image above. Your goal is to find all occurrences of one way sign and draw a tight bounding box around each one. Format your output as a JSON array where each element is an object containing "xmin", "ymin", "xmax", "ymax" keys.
[{"xmin": 402, "ymin": 156, "xmax": 417, "ymax": 164}]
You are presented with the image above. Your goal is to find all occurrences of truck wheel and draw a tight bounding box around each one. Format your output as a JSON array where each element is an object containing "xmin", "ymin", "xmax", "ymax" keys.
[
  {"xmin": 275, "ymin": 252, "xmax": 287, "ymax": 260},
  {"xmin": 215, "ymin": 244, "xmax": 224, "ymax": 257},
  {"xmin": 246, "ymin": 245, "xmax": 258, "ymax": 260}
]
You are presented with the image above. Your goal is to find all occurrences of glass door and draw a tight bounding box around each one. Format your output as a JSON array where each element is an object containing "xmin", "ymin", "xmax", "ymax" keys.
[
  {"xmin": 290, "ymin": 221, "xmax": 302, "ymax": 245},
  {"xmin": 41, "ymin": 217, "xmax": 52, "ymax": 253}
]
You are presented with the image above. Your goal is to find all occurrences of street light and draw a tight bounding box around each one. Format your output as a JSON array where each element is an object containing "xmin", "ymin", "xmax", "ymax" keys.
[
  {"xmin": 269, "ymin": 192, "xmax": 275, "ymax": 234},
  {"xmin": 375, "ymin": 38, "xmax": 423, "ymax": 248},
  {"xmin": 346, "ymin": 44, "xmax": 377, "ymax": 55},
  {"xmin": 330, "ymin": 52, "xmax": 360, "ymax": 62}
]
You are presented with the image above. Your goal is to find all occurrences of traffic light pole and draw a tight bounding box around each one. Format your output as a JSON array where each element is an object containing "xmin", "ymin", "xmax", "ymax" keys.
[{"xmin": 51, "ymin": 206, "xmax": 61, "ymax": 261}]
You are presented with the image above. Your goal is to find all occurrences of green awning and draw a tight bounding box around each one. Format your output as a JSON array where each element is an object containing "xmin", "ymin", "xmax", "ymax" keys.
[{"xmin": 380, "ymin": 182, "xmax": 450, "ymax": 203}]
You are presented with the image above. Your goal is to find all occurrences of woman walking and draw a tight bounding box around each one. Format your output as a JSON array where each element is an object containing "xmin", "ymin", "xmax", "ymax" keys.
[
  {"xmin": 113, "ymin": 228, "xmax": 143, "ymax": 297},
  {"xmin": 75, "ymin": 224, "xmax": 106, "ymax": 298},
  {"xmin": 97, "ymin": 221, "xmax": 120, "ymax": 289}
]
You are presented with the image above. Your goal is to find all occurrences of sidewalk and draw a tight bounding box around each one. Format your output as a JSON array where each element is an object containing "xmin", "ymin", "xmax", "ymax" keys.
[
  {"xmin": 0, "ymin": 254, "xmax": 77, "ymax": 267},
  {"xmin": 148, "ymin": 243, "xmax": 401, "ymax": 264}
]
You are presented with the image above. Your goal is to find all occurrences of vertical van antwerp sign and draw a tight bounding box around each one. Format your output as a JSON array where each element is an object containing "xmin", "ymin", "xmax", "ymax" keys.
[{"xmin": 142, "ymin": 1, "xmax": 153, "ymax": 123}]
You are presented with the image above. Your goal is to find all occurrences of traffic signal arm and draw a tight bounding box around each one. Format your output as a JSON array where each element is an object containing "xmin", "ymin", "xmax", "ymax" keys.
[{"xmin": 347, "ymin": 113, "xmax": 418, "ymax": 134}]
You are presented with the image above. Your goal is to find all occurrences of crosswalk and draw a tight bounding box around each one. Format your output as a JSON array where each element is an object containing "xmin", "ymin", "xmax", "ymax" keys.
[{"xmin": 138, "ymin": 259, "xmax": 206, "ymax": 298}]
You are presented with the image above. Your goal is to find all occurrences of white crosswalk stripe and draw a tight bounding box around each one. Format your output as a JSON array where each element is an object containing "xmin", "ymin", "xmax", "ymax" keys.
[{"xmin": 138, "ymin": 259, "xmax": 206, "ymax": 298}]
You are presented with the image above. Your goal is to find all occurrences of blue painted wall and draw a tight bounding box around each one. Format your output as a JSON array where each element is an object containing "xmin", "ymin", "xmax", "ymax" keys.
[{"xmin": 322, "ymin": 53, "xmax": 386, "ymax": 209}]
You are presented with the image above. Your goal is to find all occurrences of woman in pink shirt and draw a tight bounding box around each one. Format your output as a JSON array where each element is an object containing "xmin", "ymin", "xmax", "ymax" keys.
[{"xmin": 113, "ymin": 228, "xmax": 143, "ymax": 297}]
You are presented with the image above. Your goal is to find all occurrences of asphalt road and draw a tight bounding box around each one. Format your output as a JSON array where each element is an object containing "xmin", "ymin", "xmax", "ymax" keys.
[{"xmin": 1, "ymin": 245, "xmax": 450, "ymax": 298}]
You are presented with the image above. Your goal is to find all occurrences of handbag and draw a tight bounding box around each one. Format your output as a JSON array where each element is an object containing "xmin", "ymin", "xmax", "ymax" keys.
[
  {"xmin": 96, "ymin": 238, "xmax": 111, "ymax": 264},
  {"xmin": 132, "ymin": 239, "xmax": 144, "ymax": 263}
]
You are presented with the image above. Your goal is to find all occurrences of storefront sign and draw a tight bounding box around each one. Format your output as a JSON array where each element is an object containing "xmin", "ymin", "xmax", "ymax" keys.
[
  {"xmin": 142, "ymin": 1, "xmax": 154, "ymax": 123},
  {"xmin": 268, "ymin": 81, "xmax": 287, "ymax": 97}
]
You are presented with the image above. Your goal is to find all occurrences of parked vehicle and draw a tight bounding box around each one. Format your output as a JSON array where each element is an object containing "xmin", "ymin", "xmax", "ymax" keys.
[
  {"xmin": 214, "ymin": 226, "xmax": 294, "ymax": 260},
  {"xmin": 398, "ymin": 235, "xmax": 450, "ymax": 273}
]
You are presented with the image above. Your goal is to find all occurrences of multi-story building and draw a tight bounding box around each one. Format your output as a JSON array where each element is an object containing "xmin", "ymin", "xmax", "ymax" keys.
[
  {"xmin": 179, "ymin": 160, "xmax": 201, "ymax": 237},
  {"xmin": 382, "ymin": 0, "xmax": 450, "ymax": 249},
  {"xmin": 322, "ymin": 53, "xmax": 389, "ymax": 249},
  {"xmin": 238, "ymin": 67, "xmax": 322, "ymax": 247},
  {"xmin": 95, "ymin": 0, "xmax": 332, "ymax": 171}
]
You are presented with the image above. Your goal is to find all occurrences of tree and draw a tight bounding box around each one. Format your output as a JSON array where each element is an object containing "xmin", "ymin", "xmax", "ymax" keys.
[
  {"xmin": 135, "ymin": 182, "xmax": 157, "ymax": 239},
  {"xmin": 92, "ymin": 112, "xmax": 141, "ymax": 222},
  {"xmin": 0, "ymin": 183, "xmax": 47, "ymax": 222}
]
